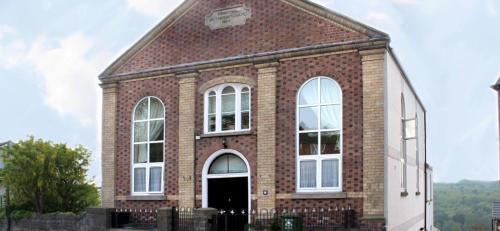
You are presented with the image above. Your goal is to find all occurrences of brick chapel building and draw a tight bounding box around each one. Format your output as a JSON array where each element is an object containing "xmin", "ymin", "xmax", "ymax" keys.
[{"xmin": 99, "ymin": 0, "xmax": 433, "ymax": 230}]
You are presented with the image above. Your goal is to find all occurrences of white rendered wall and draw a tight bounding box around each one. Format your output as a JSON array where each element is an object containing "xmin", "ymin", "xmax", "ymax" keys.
[{"xmin": 385, "ymin": 52, "xmax": 427, "ymax": 231}]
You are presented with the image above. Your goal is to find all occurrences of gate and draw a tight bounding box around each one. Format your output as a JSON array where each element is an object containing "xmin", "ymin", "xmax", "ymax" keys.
[{"xmin": 212, "ymin": 209, "xmax": 248, "ymax": 231}]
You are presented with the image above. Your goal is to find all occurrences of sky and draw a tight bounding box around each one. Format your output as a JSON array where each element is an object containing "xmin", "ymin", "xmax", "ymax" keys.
[{"xmin": 0, "ymin": 0, "xmax": 498, "ymax": 185}]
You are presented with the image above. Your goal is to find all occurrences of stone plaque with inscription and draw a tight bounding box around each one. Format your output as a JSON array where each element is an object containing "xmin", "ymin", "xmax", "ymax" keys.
[{"xmin": 205, "ymin": 5, "xmax": 251, "ymax": 30}]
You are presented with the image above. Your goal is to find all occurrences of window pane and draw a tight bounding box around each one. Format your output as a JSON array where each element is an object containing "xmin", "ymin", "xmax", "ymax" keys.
[
  {"xmin": 242, "ymin": 112, "xmax": 250, "ymax": 129},
  {"xmin": 300, "ymin": 160, "xmax": 316, "ymax": 188},
  {"xmin": 299, "ymin": 132, "xmax": 318, "ymax": 155},
  {"xmin": 149, "ymin": 120, "xmax": 164, "ymax": 141},
  {"xmin": 322, "ymin": 159, "xmax": 339, "ymax": 187},
  {"xmin": 208, "ymin": 115, "xmax": 216, "ymax": 132},
  {"xmin": 150, "ymin": 98, "xmax": 164, "ymax": 119},
  {"xmin": 208, "ymin": 96, "xmax": 216, "ymax": 114},
  {"xmin": 321, "ymin": 131, "xmax": 341, "ymax": 154},
  {"xmin": 134, "ymin": 122, "xmax": 148, "ymax": 142},
  {"xmin": 228, "ymin": 155, "xmax": 248, "ymax": 173},
  {"xmin": 320, "ymin": 105, "xmax": 341, "ymax": 130},
  {"xmin": 134, "ymin": 144, "xmax": 147, "ymax": 163},
  {"xmin": 299, "ymin": 79, "xmax": 318, "ymax": 106},
  {"xmin": 222, "ymin": 94, "xmax": 235, "ymax": 112},
  {"xmin": 209, "ymin": 91, "xmax": 216, "ymax": 96},
  {"xmin": 222, "ymin": 114, "xmax": 236, "ymax": 131},
  {"xmin": 299, "ymin": 107, "xmax": 318, "ymax": 131},
  {"xmin": 134, "ymin": 99, "xmax": 148, "ymax": 120},
  {"xmin": 149, "ymin": 167, "xmax": 162, "ymax": 192},
  {"xmin": 241, "ymin": 92, "xmax": 250, "ymax": 111},
  {"xmin": 134, "ymin": 168, "xmax": 146, "ymax": 192},
  {"xmin": 209, "ymin": 155, "xmax": 228, "ymax": 174},
  {"xmin": 207, "ymin": 115, "xmax": 216, "ymax": 132},
  {"xmin": 222, "ymin": 86, "xmax": 235, "ymax": 94},
  {"xmin": 150, "ymin": 143, "xmax": 163, "ymax": 163},
  {"xmin": 320, "ymin": 78, "xmax": 341, "ymax": 104}
]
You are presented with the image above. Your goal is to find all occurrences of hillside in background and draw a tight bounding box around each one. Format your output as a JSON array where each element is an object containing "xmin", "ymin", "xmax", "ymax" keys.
[{"xmin": 435, "ymin": 180, "xmax": 500, "ymax": 231}]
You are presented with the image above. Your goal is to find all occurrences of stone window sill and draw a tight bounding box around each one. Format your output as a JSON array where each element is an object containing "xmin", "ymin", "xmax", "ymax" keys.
[
  {"xmin": 126, "ymin": 195, "xmax": 166, "ymax": 201},
  {"xmin": 200, "ymin": 131, "xmax": 253, "ymax": 138},
  {"xmin": 292, "ymin": 192, "xmax": 347, "ymax": 199}
]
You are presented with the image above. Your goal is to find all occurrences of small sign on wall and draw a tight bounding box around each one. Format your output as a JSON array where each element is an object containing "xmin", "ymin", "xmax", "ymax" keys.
[{"xmin": 205, "ymin": 5, "xmax": 251, "ymax": 30}]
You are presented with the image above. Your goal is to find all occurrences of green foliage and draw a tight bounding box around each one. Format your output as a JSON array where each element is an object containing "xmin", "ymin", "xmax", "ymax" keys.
[
  {"xmin": 434, "ymin": 180, "xmax": 500, "ymax": 231},
  {"xmin": 0, "ymin": 137, "xmax": 99, "ymax": 215}
]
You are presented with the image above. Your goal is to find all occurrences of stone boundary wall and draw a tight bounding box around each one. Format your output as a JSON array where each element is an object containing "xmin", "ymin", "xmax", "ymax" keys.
[{"xmin": 0, "ymin": 208, "xmax": 112, "ymax": 231}]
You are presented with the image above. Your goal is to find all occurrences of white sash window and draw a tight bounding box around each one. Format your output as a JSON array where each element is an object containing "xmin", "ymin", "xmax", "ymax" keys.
[
  {"xmin": 204, "ymin": 84, "xmax": 251, "ymax": 134},
  {"xmin": 132, "ymin": 97, "xmax": 165, "ymax": 194},
  {"xmin": 297, "ymin": 77, "xmax": 342, "ymax": 192}
]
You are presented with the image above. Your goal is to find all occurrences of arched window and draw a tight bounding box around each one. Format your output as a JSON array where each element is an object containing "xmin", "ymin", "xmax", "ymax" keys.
[
  {"xmin": 401, "ymin": 95, "xmax": 407, "ymax": 192},
  {"xmin": 132, "ymin": 97, "xmax": 165, "ymax": 194},
  {"xmin": 297, "ymin": 77, "xmax": 342, "ymax": 192},
  {"xmin": 204, "ymin": 84, "xmax": 251, "ymax": 133},
  {"xmin": 208, "ymin": 154, "xmax": 248, "ymax": 174}
]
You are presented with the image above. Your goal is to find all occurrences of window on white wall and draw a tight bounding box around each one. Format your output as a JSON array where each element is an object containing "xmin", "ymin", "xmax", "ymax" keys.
[
  {"xmin": 401, "ymin": 95, "xmax": 408, "ymax": 193},
  {"xmin": 297, "ymin": 77, "xmax": 342, "ymax": 192},
  {"xmin": 132, "ymin": 97, "xmax": 165, "ymax": 194},
  {"xmin": 204, "ymin": 84, "xmax": 251, "ymax": 134}
]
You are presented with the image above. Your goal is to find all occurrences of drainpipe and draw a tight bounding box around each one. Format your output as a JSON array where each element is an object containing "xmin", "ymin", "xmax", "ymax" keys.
[{"xmin": 423, "ymin": 112, "xmax": 428, "ymax": 231}]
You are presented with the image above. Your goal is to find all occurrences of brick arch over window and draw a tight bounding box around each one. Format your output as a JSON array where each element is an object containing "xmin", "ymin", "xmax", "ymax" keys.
[{"xmin": 198, "ymin": 76, "xmax": 256, "ymax": 94}]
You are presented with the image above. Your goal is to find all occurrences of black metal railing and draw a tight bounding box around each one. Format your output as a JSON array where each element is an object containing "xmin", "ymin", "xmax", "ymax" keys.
[
  {"xmin": 212, "ymin": 209, "xmax": 249, "ymax": 231},
  {"xmin": 112, "ymin": 208, "xmax": 158, "ymax": 229},
  {"xmin": 248, "ymin": 207, "xmax": 357, "ymax": 231},
  {"xmin": 172, "ymin": 207, "xmax": 195, "ymax": 231}
]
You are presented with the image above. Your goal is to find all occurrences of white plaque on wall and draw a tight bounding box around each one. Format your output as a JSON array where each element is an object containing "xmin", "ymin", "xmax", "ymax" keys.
[{"xmin": 205, "ymin": 5, "xmax": 251, "ymax": 30}]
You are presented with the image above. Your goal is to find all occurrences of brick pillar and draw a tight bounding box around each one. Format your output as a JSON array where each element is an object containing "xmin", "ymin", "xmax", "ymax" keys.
[
  {"xmin": 84, "ymin": 207, "xmax": 114, "ymax": 231},
  {"xmin": 101, "ymin": 83, "xmax": 118, "ymax": 208},
  {"xmin": 178, "ymin": 73, "xmax": 198, "ymax": 208},
  {"xmin": 360, "ymin": 49, "xmax": 386, "ymax": 220},
  {"xmin": 157, "ymin": 207, "xmax": 175, "ymax": 231},
  {"xmin": 255, "ymin": 63, "xmax": 278, "ymax": 211},
  {"xmin": 193, "ymin": 208, "xmax": 218, "ymax": 231}
]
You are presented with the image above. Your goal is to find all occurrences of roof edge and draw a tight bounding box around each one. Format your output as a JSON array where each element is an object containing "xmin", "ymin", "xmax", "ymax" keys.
[
  {"xmin": 287, "ymin": 0, "xmax": 390, "ymax": 39},
  {"xmin": 99, "ymin": 0, "xmax": 198, "ymax": 79},
  {"xmin": 387, "ymin": 48, "xmax": 427, "ymax": 112},
  {"xmin": 99, "ymin": 0, "xmax": 391, "ymax": 80}
]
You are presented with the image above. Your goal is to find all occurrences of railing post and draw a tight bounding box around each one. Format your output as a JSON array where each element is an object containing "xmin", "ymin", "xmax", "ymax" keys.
[
  {"xmin": 158, "ymin": 207, "xmax": 175, "ymax": 231},
  {"xmin": 194, "ymin": 208, "xmax": 218, "ymax": 231}
]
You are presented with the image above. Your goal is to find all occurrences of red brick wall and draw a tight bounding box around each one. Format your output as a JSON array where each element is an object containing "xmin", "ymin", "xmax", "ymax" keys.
[
  {"xmin": 115, "ymin": 77, "xmax": 180, "ymax": 209},
  {"xmin": 114, "ymin": 0, "xmax": 366, "ymax": 75},
  {"xmin": 275, "ymin": 52, "xmax": 364, "ymax": 196},
  {"xmin": 193, "ymin": 65, "xmax": 259, "ymax": 208},
  {"xmin": 113, "ymin": 52, "xmax": 365, "ymax": 213}
]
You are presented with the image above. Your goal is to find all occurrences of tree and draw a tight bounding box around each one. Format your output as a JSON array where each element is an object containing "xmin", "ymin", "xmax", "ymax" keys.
[{"xmin": 0, "ymin": 137, "xmax": 99, "ymax": 214}]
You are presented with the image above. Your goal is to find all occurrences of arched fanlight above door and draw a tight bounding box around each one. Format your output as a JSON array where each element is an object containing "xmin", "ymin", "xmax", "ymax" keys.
[{"xmin": 208, "ymin": 154, "xmax": 248, "ymax": 174}]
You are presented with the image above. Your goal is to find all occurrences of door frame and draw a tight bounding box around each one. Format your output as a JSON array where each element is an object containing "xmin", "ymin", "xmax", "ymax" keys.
[{"xmin": 202, "ymin": 149, "xmax": 251, "ymax": 215}]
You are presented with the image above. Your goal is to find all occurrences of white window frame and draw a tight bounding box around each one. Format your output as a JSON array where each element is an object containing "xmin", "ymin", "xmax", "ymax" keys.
[
  {"xmin": 296, "ymin": 77, "xmax": 343, "ymax": 193},
  {"xmin": 401, "ymin": 95, "xmax": 408, "ymax": 193},
  {"xmin": 131, "ymin": 96, "xmax": 165, "ymax": 195},
  {"xmin": 203, "ymin": 83, "xmax": 251, "ymax": 134}
]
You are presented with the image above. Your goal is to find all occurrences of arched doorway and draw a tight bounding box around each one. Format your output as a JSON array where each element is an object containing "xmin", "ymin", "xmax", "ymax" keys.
[{"xmin": 202, "ymin": 150, "xmax": 250, "ymax": 214}]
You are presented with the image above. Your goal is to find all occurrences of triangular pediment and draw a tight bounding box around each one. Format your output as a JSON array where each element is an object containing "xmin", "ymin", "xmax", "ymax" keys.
[{"xmin": 100, "ymin": 0, "xmax": 389, "ymax": 79}]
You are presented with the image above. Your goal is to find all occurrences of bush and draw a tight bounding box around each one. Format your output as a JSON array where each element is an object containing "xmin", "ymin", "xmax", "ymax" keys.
[{"xmin": 0, "ymin": 137, "xmax": 99, "ymax": 215}]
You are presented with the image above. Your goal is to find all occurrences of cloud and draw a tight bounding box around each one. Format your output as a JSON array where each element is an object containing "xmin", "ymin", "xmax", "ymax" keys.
[
  {"xmin": 0, "ymin": 26, "xmax": 27, "ymax": 69},
  {"xmin": 127, "ymin": 0, "xmax": 183, "ymax": 18},
  {"xmin": 27, "ymin": 33, "xmax": 112, "ymax": 126}
]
